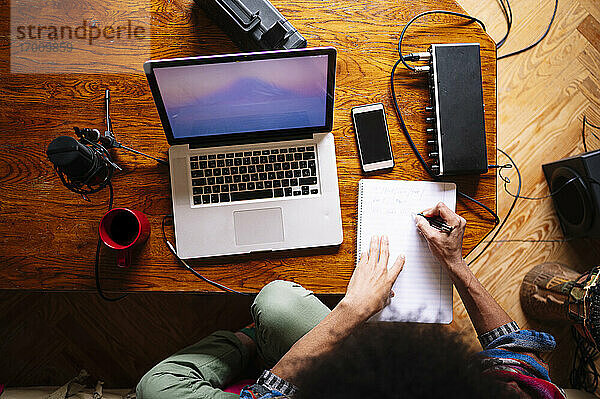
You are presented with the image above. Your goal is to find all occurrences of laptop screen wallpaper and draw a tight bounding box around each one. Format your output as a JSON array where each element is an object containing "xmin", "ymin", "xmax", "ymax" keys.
[{"xmin": 154, "ymin": 54, "xmax": 329, "ymax": 139}]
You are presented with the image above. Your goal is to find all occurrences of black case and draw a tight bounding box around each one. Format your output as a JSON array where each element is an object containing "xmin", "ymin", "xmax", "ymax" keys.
[
  {"xmin": 196, "ymin": 0, "xmax": 307, "ymax": 50},
  {"xmin": 427, "ymin": 43, "xmax": 487, "ymax": 176}
]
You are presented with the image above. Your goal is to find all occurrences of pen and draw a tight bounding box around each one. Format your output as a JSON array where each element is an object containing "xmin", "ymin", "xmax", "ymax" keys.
[{"xmin": 417, "ymin": 213, "xmax": 454, "ymax": 233}]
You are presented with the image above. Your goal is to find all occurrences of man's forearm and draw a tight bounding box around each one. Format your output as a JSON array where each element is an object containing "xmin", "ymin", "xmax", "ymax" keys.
[
  {"xmin": 270, "ymin": 235, "xmax": 402, "ymax": 386},
  {"xmin": 271, "ymin": 299, "xmax": 366, "ymax": 384},
  {"xmin": 448, "ymin": 259, "xmax": 513, "ymax": 336}
]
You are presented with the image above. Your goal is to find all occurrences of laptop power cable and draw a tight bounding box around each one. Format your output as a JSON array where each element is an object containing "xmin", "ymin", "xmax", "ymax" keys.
[{"xmin": 162, "ymin": 215, "xmax": 252, "ymax": 296}]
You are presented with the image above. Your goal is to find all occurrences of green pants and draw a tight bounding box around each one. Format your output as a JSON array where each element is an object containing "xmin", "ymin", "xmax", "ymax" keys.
[{"xmin": 136, "ymin": 280, "xmax": 331, "ymax": 399}]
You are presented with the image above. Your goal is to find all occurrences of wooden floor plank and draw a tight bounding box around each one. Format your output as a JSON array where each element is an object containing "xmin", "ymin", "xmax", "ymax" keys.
[
  {"xmin": 577, "ymin": 0, "xmax": 600, "ymax": 26},
  {"xmin": 583, "ymin": 105, "xmax": 600, "ymax": 150},
  {"xmin": 577, "ymin": 45, "xmax": 600, "ymax": 109},
  {"xmin": 578, "ymin": 14, "xmax": 600, "ymax": 54},
  {"xmin": 496, "ymin": 0, "xmax": 571, "ymax": 57}
]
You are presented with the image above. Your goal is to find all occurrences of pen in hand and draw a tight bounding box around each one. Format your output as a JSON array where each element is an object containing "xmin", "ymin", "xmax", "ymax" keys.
[{"xmin": 416, "ymin": 213, "xmax": 454, "ymax": 233}]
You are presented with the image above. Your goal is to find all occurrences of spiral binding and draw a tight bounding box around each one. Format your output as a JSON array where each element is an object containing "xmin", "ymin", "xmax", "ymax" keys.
[{"xmin": 356, "ymin": 179, "xmax": 364, "ymax": 266}]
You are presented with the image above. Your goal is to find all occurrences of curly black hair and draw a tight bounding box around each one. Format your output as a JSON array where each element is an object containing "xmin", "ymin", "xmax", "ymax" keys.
[{"xmin": 293, "ymin": 322, "xmax": 520, "ymax": 399}]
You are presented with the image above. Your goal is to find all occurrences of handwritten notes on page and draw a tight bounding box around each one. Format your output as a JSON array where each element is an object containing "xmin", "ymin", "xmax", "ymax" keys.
[{"xmin": 357, "ymin": 179, "xmax": 456, "ymax": 323}]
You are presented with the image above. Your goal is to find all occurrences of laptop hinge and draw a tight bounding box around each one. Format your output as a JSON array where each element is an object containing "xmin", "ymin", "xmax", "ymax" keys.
[{"xmin": 188, "ymin": 132, "xmax": 314, "ymax": 149}]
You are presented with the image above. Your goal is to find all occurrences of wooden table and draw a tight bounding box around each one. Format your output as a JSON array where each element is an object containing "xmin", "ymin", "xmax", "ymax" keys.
[{"xmin": 0, "ymin": 0, "xmax": 496, "ymax": 293}]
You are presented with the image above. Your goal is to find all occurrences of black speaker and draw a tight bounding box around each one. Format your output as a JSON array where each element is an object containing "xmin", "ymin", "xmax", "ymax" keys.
[{"xmin": 542, "ymin": 149, "xmax": 600, "ymax": 238}]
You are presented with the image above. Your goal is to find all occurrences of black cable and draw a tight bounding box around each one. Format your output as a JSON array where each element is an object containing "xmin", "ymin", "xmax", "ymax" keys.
[
  {"xmin": 570, "ymin": 325, "xmax": 600, "ymax": 392},
  {"xmin": 482, "ymin": 238, "xmax": 569, "ymax": 243},
  {"xmin": 583, "ymin": 116, "xmax": 600, "ymax": 152},
  {"xmin": 583, "ymin": 116, "xmax": 588, "ymax": 152},
  {"xmin": 161, "ymin": 215, "xmax": 252, "ymax": 296},
  {"xmin": 390, "ymin": 59, "xmax": 500, "ymax": 225},
  {"xmin": 497, "ymin": 0, "xmax": 558, "ymax": 60},
  {"xmin": 117, "ymin": 144, "xmax": 169, "ymax": 166},
  {"xmin": 94, "ymin": 182, "xmax": 128, "ymax": 302},
  {"xmin": 395, "ymin": 2, "xmax": 556, "ymax": 62},
  {"xmin": 391, "ymin": 5, "xmax": 566, "ymax": 263},
  {"xmin": 397, "ymin": 10, "xmax": 486, "ymax": 72},
  {"xmin": 467, "ymin": 148, "xmax": 521, "ymax": 265},
  {"xmin": 585, "ymin": 117, "xmax": 600, "ymax": 132},
  {"xmin": 500, "ymin": 173, "xmax": 580, "ymax": 201},
  {"xmin": 466, "ymin": 154, "xmax": 600, "ymax": 261},
  {"xmin": 496, "ymin": 0, "xmax": 513, "ymax": 49},
  {"xmin": 390, "ymin": 2, "xmax": 571, "ymax": 263},
  {"xmin": 470, "ymin": 118, "xmax": 600, "ymax": 257},
  {"xmin": 55, "ymin": 137, "xmax": 115, "ymax": 196}
]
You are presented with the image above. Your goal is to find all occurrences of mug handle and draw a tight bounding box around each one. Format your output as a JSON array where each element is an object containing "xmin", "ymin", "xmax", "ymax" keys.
[{"xmin": 117, "ymin": 249, "xmax": 131, "ymax": 268}]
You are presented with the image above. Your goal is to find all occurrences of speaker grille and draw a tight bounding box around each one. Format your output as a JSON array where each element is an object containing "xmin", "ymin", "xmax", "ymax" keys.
[{"xmin": 551, "ymin": 167, "xmax": 593, "ymax": 234}]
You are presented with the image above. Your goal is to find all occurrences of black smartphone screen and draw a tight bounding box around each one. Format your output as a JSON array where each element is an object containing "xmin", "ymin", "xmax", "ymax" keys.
[{"xmin": 354, "ymin": 109, "xmax": 392, "ymax": 164}]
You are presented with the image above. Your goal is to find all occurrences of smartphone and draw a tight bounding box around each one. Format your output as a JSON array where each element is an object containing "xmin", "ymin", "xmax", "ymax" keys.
[{"xmin": 351, "ymin": 103, "xmax": 394, "ymax": 172}]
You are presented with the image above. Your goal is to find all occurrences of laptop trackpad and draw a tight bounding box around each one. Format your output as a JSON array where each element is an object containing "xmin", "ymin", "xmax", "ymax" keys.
[{"xmin": 234, "ymin": 208, "xmax": 284, "ymax": 246}]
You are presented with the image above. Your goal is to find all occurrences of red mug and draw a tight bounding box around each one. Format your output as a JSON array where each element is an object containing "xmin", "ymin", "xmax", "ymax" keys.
[{"xmin": 99, "ymin": 208, "xmax": 150, "ymax": 267}]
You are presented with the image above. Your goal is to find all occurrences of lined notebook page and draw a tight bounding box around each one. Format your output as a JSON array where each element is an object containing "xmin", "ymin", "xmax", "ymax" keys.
[{"xmin": 357, "ymin": 179, "xmax": 456, "ymax": 324}]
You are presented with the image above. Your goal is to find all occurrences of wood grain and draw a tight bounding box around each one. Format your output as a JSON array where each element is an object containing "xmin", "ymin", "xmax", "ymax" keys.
[
  {"xmin": 0, "ymin": 0, "xmax": 497, "ymax": 293},
  {"xmin": 579, "ymin": 14, "xmax": 600, "ymax": 54},
  {"xmin": 6, "ymin": 0, "xmax": 600, "ymax": 391},
  {"xmin": 454, "ymin": 0, "xmax": 600, "ymax": 392}
]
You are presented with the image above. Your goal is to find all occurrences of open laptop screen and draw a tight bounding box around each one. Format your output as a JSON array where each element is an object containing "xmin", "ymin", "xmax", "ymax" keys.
[{"xmin": 145, "ymin": 48, "xmax": 336, "ymax": 145}]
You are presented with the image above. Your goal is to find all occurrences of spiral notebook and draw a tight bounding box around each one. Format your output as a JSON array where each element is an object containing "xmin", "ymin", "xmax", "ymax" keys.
[{"xmin": 357, "ymin": 179, "xmax": 456, "ymax": 323}]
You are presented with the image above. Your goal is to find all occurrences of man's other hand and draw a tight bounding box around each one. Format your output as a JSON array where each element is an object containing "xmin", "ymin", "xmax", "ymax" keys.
[{"xmin": 342, "ymin": 235, "xmax": 405, "ymax": 320}]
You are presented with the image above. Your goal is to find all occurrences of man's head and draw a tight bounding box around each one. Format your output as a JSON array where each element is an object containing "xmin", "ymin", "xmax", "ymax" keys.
[{"xmin": 294, "ymin": 322, "xmax": 518, "ymax": 398}]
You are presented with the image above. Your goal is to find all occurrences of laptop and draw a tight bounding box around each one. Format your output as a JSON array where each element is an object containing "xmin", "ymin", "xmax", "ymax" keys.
[{"xmin": 144, "ymin": 47, "xmax": 343, "ymax": 259}]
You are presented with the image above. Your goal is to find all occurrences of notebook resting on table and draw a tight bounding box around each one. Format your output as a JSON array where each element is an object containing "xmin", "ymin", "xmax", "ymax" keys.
[{"xmin": 356, "ymin": 179, "xmax": 457, "ymax": 323}]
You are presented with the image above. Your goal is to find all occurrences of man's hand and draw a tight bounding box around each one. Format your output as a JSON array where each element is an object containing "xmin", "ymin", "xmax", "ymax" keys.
[
  {"xmin": 341, "ymin": 235, "xmax": 405, "ymax": 320},
  {"xmin": 415, "ymin": 202, "xmax": 467, "ymax": 272},
  {"xmin": 415, "ymin": 202, "xmax": 515, "ymax": 337}
]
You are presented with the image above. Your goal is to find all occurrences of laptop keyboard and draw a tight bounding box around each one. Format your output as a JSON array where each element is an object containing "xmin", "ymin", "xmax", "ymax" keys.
[{"xmin": 190, "ymin": 146, "xmax": 319, "ymax": 205}]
